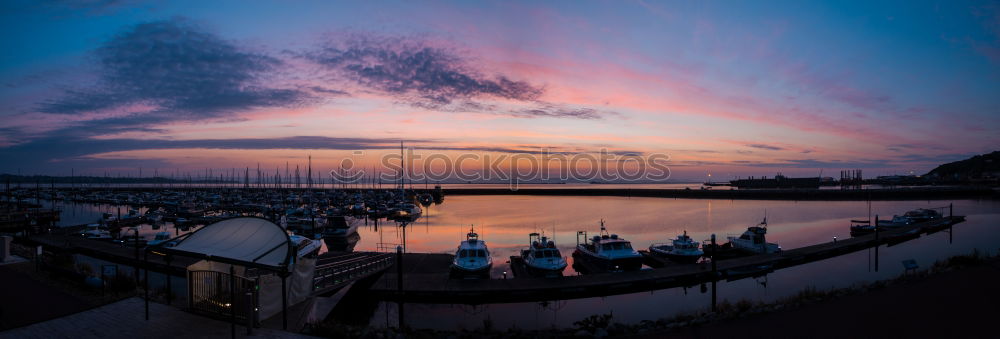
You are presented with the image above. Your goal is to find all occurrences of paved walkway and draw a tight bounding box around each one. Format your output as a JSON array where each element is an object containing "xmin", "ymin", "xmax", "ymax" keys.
[
  {"xmin": 0, "ymin": 298, "xmax": 317, "ymax": 339},
  {"xmin": 0, "ymin": 263, "xmax": 93, "ymax": 330}
]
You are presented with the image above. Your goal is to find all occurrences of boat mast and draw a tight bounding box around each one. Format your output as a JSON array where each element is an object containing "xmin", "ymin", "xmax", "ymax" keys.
[{"xmin": 399, "ymin": 140, "xmax": 406, "ymax": 191}]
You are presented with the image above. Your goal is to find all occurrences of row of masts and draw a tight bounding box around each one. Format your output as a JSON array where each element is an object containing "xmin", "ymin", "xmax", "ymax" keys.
[{"xmin": 5, "ymin": 142, "xmax": 419, "ymax": 191}]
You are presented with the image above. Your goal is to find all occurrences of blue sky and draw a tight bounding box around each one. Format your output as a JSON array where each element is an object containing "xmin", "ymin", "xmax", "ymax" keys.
[{"xmin": 1, "ymin": 0, "xmax": 997, "ymax": 179}]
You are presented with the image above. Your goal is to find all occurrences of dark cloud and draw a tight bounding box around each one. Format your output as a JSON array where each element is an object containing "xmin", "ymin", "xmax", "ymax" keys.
[
  {"xmin": 508, "ymin": 105, "xmax": 604, "ymax": 120},
  {"xmin": 308, "ymin": 36, "xmax": 543, "ymax": 107},
  {"xmin": 302, "ymin": 34, "xmax": 614, "ymax": 119},
  {"xmin": 745, "ymin": 143, "xmax": 784, "ymax": 151},
  {"xmin": 0, "ymin": 135, "xmax": 428, "ymax": 173},
  {"xmin": 415, "ymin": 100, "xmax": 613, "ymax": 120},
  {"xmin": 309, "ymin": 86, "xmax": 349, "ymax": 96},
  {"xmin": 38, "ymin": 19, "xmax": 312, "ymax": 126},
  {"xmin": 762, "ymin": 159, "xmax": 887, "ymax": 168},
  {"xmin": 893, "ymin": 153, "xmax": 975, "ymax": 165}
]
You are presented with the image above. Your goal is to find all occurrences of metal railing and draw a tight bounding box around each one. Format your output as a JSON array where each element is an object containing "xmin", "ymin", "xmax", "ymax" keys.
[{"xmin": 313, "ymin": 252, "xmax": 395, "ymax": 292}]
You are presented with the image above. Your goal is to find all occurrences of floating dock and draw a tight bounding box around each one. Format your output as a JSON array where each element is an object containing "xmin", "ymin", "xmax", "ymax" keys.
[{"xmin": 370, "ymin": 216, "xmax": 965, "ymax": 304}]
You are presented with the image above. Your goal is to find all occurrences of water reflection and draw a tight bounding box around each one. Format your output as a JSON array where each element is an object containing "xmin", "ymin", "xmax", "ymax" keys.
[{"xmin": 366, "ymin": 197, "xmax": 999, "ymax": 330}]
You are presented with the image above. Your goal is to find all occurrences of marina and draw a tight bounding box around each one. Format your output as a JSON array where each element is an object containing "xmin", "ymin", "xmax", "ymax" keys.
[
  {"xmin": 369, "ymin": 216, "xmax": 964, "ymax": 303},
  {"xmin": 3, "ymin": 188, "xmax": 994, "ymax": 330},
  {"xmin": 3, "ymin": 2, "xmax": 1000, "ymax": 336}
]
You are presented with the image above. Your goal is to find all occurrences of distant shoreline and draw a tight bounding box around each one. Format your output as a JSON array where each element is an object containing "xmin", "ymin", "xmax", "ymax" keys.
[
  {"xmin": 442, "ymin": 186, "xmax": 998, "ymax": 201},
  {"xmin": 4, "ymin": 185, "xmax": 992, "ymax": 201}
]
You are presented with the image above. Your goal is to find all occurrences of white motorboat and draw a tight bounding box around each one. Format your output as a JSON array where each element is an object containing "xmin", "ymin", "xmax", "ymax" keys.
[
  {"xmin": 520, "ymin": 232, "xmax": 567, "ymax": 277},
  {"xmin": 573, "ymin": 220, "xmax": 643, "ymax": 272},
  {"xmin": 82, "ymin": 223, "xmax": 112, "ymax": 240},
  {"xmin": 649, "ymin": 230, "xmax": 704, "ymax": 263},
  {"xmin": 289, "ymin": 234, "xmax": 321, "ymax": 258},
  {"xmin": 450, "ymin": 227, "xmax": 492, "ymax": 278},
  {"xmin": 392, "ymin": 203, "xmax": 422, "ymax": 220},
  {"xmin": 904, "ymin": 208, "xmax": 942, "ymax": 222},
  {"xmin": 876, "ymin": 208, "xmax": 944, "ymax": 228},
  {"xmin": 727, "ymin": 217, "xmax": 780, "ymax": 254},
  {"xmin": 147, "ymin": 231, "xmax": 175, "ymax": 247},
  {"xmin": 322, "ymin": 215, "xmax": 359, "ymax": 238}
]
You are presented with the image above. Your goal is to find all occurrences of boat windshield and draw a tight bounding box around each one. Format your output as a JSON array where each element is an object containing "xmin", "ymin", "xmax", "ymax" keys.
[
  {"xmin": 461, "ymin": 249, "xmax": 487, "ymax": 258},
  {"xmin": 602, "ymin": 243, "xmax": 632, "ymax": 251}
]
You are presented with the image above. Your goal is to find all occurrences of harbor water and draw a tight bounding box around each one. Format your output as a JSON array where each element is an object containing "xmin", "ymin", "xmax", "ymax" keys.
[
  {"xmin": 42, "ymin": 195, "xmax": 1000, "ymax": 330},
  {"xmin": 357, "ymin": 196, "xmax": 999, "ymax": 330}
]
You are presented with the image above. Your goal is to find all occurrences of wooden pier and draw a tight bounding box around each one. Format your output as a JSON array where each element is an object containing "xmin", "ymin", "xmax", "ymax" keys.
[{"xmin": 369, "ymin": 216, "xmax": 966, "ymax": 304}]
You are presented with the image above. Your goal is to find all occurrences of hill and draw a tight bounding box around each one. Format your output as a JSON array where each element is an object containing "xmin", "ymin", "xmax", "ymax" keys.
[{"xmin": 925, "ymin": 151, "xmax": 1000, "ymax": 181}]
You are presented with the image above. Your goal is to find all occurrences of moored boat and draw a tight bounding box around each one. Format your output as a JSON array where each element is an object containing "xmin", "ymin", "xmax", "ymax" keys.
[
  {"xmin": 82, "ymin": 223, "xmax": 113, "ymax": 240},
  {"xmin": 322, "ymin": 215, "xmax": 359, "ymax": 238},
  {"xmin": 875, "ymin": 208, "xmax": 945, "ymax": 230},
  {"xmin": 450, "ymin": 226, "xmax": 492, "ymax": 278},
  {"xmin": 703, "ymin": 216, "xmax": 781, "ymax": 259},
  {"xmin": 391, "ymin": 203, "xmax": 422, "ymax": 221},
  {"xmin": 727, "ymin": 217, "xmax": 780, "ymax": 254},
  {"xmin": 572, "ymin": 220, "xmax": 643, "ymax": 272},
  {"xmin": 649, "ymin": 230, "xmax": 704, "ymax": 263},
  {"xmin": 849, "ymin": 219, "xmax": 877, "ymax": 236},
  {"xmin": 289, "ymin": 234, "xmax": 321, "ymax": 258},
  {"xmin": 520, "ymin": 232, "xmax": 567, "ymax": 277},
  {"xmin": 147, "ymin": 231, "xmax": 175, "ymax": 247}
]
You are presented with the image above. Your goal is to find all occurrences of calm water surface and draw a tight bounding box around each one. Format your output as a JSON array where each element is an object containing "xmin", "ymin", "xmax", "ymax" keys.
[
  {"xmin": 42, "ymin": 195, "xmax": 1000, "ymax": 330},
  {"xmin": 355, "ymin": 196, "xmax": 999, "ymax": 330}
]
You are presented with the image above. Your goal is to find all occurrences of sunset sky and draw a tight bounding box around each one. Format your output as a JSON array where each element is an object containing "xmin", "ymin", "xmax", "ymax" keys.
[{"xmin": 1, "ymin": 0, "xmax": 998, "ymax": 181}]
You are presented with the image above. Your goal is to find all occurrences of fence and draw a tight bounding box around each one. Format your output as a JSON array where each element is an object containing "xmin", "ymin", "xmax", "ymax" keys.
[{"xmin": 187, "ymin": 270, "xmax": 259, "ymax": 325}]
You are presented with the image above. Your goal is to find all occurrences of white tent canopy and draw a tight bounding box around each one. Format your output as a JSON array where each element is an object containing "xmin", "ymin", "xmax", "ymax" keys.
[{"xmin": 163, "ymin": 217, "xmax": 293, "ymax": 270}]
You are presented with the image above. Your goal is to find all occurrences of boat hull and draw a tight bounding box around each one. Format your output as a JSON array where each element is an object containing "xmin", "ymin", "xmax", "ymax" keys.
[
  {"xmin": 660, "ymin": 252, "xmax": 702, "ymax": 264},
  {"xmin": 701, "ymin": 243, "xmax": 754, "ymax": 260},
  {"xmin": 523, "ymin": 263, "xmax": 565, "ymax": 277},
  {"xmin": 649, "ymin": 246, "xmax": 703, "ymax": 264},
  {"xmin": 520, "ymin": 253, "xmax": 567, "ymax": 277},
  {"xmin": 572, "ymin": 250, "xmax": 643, "ymax": 273},
  {"xmin": 449, "ymin": 263, "xmax": 492, "ymax": 279}
]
